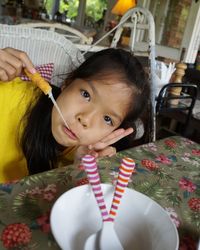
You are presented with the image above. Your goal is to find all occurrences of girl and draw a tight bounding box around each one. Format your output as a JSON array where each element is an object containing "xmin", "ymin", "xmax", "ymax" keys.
[{"xmin": 0, "ymin": 47, "xmax": 150, "ymax": 183}]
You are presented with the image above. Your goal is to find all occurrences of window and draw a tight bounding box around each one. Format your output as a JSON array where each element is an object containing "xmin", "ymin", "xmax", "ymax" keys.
[
  {"xmin": 45, "ymin": 0, "xmax": 107, "ymax": 30},
  {"xmin": 149, "ymin": 0, "xmax": 192, "ymax": 49}
]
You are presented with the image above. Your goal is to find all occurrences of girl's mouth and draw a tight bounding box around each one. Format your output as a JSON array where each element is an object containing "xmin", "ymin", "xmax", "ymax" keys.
[{"xmin": 63, "ymin": 126, "xmax": 77, "ymax": 140}]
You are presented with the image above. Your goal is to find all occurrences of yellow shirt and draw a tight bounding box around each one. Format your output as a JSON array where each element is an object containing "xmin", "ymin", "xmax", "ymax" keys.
[
  {"xmin": 0, "ymin": 78, "xmax": 39, "ymax": 183},
  {"xmin": 0, "ymin": 78, "xmax": 75, "ymax": 183}
]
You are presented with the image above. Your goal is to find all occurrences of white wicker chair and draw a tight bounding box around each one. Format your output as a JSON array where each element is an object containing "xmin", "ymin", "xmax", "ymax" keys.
[
  {"xmin": 17, "ymin": 22, "xmax": 93, "ymax": 45},
  {"xmin": 0, "ymin": 23, "xmax": 84, "ymax": 86}
]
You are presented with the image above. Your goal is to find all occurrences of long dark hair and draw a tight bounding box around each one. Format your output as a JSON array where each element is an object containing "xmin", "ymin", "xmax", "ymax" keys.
[
  {"xmin": 21, "ymin": 48, "xmax": 150, "ymax": 174},
  {"xmin": 21, "ymin": 86, "xmax": 62, "ymax": 174}
]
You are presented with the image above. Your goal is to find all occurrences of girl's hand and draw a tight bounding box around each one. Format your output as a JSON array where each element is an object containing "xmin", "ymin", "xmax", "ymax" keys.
[
  {"xmin": 0, "ymin": 47, "xmax": 36, "ymax": 81},
  {"xmin": 89, "ymin": 127, "xmax": 134, "ymax": 154},
  {"xmin": 75, "ymin": 127, "xmax": 133, "ymax": 163}
]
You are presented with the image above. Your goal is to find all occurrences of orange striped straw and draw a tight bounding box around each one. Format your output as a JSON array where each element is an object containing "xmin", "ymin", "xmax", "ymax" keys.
[{"xmin": 109, "ymin": 157, "xmax": 135, "ymax": 221}]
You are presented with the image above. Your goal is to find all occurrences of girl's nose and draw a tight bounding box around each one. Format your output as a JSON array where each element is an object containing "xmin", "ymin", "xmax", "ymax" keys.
[
  {"xmin": 77, "ymin": 115, "xmax": 88, "ymax": 128},
  {"xmin": 76, "ymin": 109, "xmax": 97, "ymax": 128}
]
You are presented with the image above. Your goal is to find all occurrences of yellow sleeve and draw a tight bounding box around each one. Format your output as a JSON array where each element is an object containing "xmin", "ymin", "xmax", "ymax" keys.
[{"xmin": 0, "ymin": 78, "xmax": 38, "ymax": 183}]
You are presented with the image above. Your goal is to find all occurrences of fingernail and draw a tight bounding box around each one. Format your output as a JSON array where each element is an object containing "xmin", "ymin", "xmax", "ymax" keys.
[
  {"xmin": 91, "ymin": 151, "xmax": 98, "ymax": 158},
  {"xmin": 30, "ymin": 68, "xmax": 37, "ymax": 74}
]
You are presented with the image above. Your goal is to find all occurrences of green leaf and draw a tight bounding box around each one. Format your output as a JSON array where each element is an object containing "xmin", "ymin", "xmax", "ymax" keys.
[
  {"xmin": 75, "ymin": 171, "xmax": 86, "ymax": 179},
  {"xmin": 166, "ymin": 188, "xmax": 182, "ymax": 206},
  {"xmin": 12, "ymin": 195, "xmax": 43, "ymax": 220},
  {"xmin": 153, "ymin": 169, "xmax": 174, "ymax": 180},
  {"xmin": 135, "ymin": 178, "xmax": 165, "ymax": 200}
]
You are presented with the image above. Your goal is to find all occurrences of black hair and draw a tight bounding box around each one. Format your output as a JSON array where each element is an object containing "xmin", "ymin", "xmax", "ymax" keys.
[
  {"xmin": 21, "ymin": 48, "xmax": 150, "ymax": 174},
  {"xmin": 21, "ymin": 86, "xmax": 63, "ymax": 174}
]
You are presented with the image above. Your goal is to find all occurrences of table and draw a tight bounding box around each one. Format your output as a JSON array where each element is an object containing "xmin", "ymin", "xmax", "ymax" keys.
[{"xmin": 0, "ymin": 136, "xmax": 199, "ymax": 249}]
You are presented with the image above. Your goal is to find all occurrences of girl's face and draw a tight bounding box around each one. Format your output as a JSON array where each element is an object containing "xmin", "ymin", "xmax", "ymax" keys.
[{"xmin": 51, "ymin": 78, "xmax": 132, "ymax": 147}]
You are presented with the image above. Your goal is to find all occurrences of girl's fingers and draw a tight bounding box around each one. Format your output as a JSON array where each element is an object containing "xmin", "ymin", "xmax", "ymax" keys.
[
  {"xmin": 0, "ymin": 48, "xmax": 36, "ymax": 81},
  {"xmin": 101, "ymin": 128, "xmax": 126, "ymax": 143},
  {"xmin": 0, "ymin": 48, "xmax": 22, "ymax": 77},
  {"xmin": 88, "ymin": 129, "xmax": 125, "ymax": 150},
  {"xmin": 75, "ymin": 146, "xmax": 116, "ymax": 165},
  {"xmin": 0, "ymin": 61, "xmax": 18, "ymax": 80},
  {"xmin": 97, "ymin": 146, "xmax": 116, "ymax": 158},
  {"xmin": 3, "ymin": 48, "xmax": 36, "ymax": 74},
  {"xmin": 0, "ymin": 67, "xmax": 9, "ymax": 81},
  {"xmin": 102, "ymin": 127, "xmax": 133, "ymax": 144},
  {"xmin": 90, "ymin": 127, "xmax": 134, "ymax": 150}
]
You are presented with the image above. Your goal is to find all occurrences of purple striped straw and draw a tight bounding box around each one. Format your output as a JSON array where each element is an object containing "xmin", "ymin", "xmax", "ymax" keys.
[{"xmin": 82, "ymin": 155, "xmax": 109, "ymax": 222}]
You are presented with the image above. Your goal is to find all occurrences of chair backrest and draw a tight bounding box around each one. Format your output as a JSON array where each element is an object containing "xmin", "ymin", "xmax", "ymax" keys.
[
  {"xmin": 0, "ymin": 24, "xmax": 84, "ymax": 86},
  {"xmin": 17, "ymin": 22, "xmax": 93, "ymax": 45},
  {"xmin": 156, "ymin": 83, "xmax": 198, "ymax": 127},
  {"xmin": 110, "ymin": 7, "xmax": 155, "ymax": 56}
]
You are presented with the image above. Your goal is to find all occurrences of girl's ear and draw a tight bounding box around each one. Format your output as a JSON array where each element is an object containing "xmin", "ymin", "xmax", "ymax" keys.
[
  {"xmin": 61, "ymin": 85, "xmax": 65, "ymax": 91},
  {"xmin": 61, "ymin": 79, "xmax": 72, "ymax": 91}
]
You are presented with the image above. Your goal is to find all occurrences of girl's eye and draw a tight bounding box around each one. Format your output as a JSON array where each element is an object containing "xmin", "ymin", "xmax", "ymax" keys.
[
  {"xmin": 104, "ymin": 115, "xmax": 113, "ymax": 126},
  {"xmin": 81, "ymin": 90, "xmax": 90, "ymax": 101}
]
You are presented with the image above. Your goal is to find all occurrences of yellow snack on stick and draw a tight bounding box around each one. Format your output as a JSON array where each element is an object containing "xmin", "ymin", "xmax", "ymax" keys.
[{"xmin": 24, "ymin": 69, "xmax": 52, "ymax": 95}]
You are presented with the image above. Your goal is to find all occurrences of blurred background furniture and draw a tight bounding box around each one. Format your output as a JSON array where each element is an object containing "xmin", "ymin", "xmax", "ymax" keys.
[
  {"xmin": 156, "ymin": 83, "xmax": 198, "ymax": 139},
  {"xmin": 18, "ymin": 22, "xmax": 93, "ymax": 46},
  {"xmin": 184, "ymin": 67, "xmax": 200, "ymax": 100},
  {"xmin": 155, "ymin": 60, "xmax": 200, "ymax": 143},
  {"xmin": 1, "ymin": 0, "xmax": 200, "ymax": 63}
]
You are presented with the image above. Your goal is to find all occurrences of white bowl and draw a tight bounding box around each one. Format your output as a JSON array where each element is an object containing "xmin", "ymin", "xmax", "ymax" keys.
[{"xmin": 50, "ymin": 184, "xmax": 179, "ymax": 250}]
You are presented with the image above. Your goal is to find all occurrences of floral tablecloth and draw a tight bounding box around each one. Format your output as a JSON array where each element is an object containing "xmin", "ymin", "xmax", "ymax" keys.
[{"xmin": 0, "ymin": 136, "xmax": 199, "ymax": 249}]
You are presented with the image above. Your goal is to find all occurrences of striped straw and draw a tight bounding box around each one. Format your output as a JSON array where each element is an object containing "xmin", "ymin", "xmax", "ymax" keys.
[
  {"xmin": 82, "ymin": 155, "xmax": 109, "ymax": 222},
  {"xmin": 109, "ymin": 157, "xmax": 135, "ymax": 222}
]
